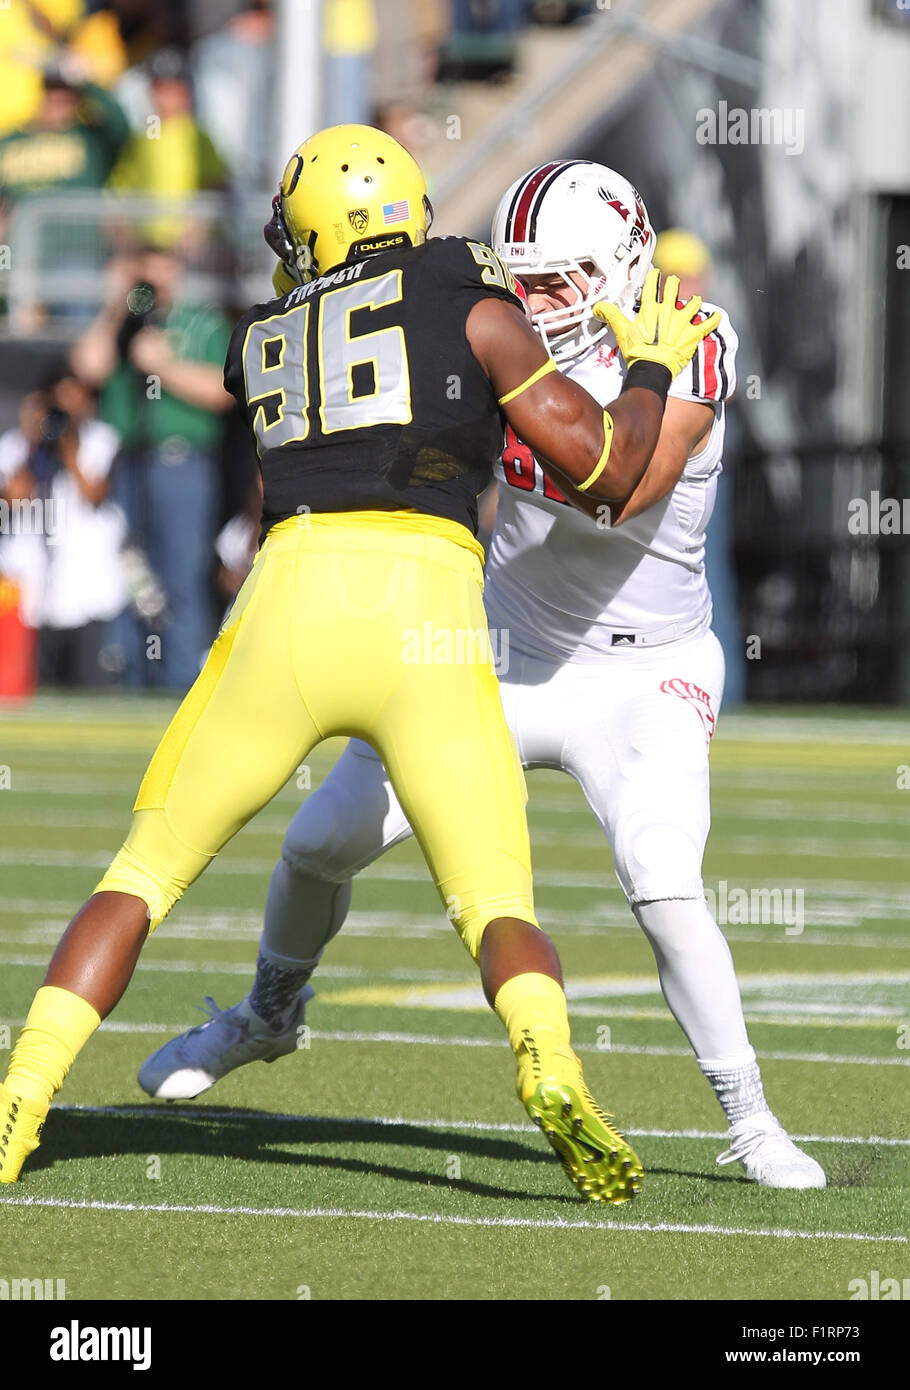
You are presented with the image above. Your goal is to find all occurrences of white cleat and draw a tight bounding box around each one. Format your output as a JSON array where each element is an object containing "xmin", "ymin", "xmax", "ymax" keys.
[
  {"xmin": 138, "ymin": 988, "xmax": 314, "ymax": 1100},
  {"xmin": 716, "ymin": 1111, "xmax": 826, "ymax": 1189}
]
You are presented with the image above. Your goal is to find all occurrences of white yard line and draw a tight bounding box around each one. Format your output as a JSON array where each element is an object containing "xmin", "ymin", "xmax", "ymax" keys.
[
  {"xmin": 3, "ymin": 848, "xmax": 910, "ymax": 881},
  {"xmin": 714, "ymin": 714, "xmax": 910, "ymax": 743},
  {"xmin": 6, "ymin": 952, "xmax": 909, "ymax": 993},
  {"xmin": 5, "ymin": 918, "xmax": 910, "ymax": 948},
  {"xmin": 3, "ymin": 1008, "xmax": 901, "ymax": 1065},
  {"xmin": 0, "ymin": 953, "xmax": 259, "ymax": 976},
  {"xmin": 4, "ymin": 794, "xmax": 906, "ymax": 839},
  {"xmin": 4, "ymin": 953, "xmax": 907, "ymax": 1040},
  {"xmin": 297, "ymin": 1029, "xmax": 910, "ymax": 1067},
  {"xmin": 1, "ymin": 1194, "xmax": 905, "ymax": 1243}
]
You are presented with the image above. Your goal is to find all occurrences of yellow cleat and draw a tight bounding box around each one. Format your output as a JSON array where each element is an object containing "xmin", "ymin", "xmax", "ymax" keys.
[
  {"xmin": 517, "ymin": 1045, "xmax": 643, "ymax": 1204},
  {"xmin": 0, "ymin": 1083, "xmax": 48, "ymax": 1184}
]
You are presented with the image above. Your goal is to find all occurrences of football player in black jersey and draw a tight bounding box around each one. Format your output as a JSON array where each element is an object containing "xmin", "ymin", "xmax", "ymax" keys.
[{"xmin": 2, "ymin": 125, "xmax": 717, "ymax": 1200}]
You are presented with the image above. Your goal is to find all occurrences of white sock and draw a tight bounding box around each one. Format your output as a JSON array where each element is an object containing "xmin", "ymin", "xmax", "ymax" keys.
[
  {"xmin": 697, "ymin": 1057, "xmax": 771, "ymax": 1126},
  {"xmin": 633, "ymin": 897, "xmax": 770, "ymax": 1124}
]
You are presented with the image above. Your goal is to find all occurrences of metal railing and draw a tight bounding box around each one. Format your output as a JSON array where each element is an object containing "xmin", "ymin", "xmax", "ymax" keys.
[{"xmin": 1, "ymin": 192, "xmax": 275, "ymax": 334}]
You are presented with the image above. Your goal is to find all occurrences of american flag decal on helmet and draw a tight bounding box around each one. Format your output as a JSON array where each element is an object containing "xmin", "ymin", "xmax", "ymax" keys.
[{"xmin": 382, "ymin": 200, "xmax": 411, "ymax": 225}]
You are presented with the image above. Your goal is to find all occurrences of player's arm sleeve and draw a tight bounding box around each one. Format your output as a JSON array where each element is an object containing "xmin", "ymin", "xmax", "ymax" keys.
[
  {"xmin": 668, "ymin": 302, "xmax": 738, "ymax": 406},
  {"xmin": 222, "ymin": 301, "xmax": 278, "ymax": 418},
  {"xmin": 223, "ymin": 312, "xmax": 253, "ymax": 412}
]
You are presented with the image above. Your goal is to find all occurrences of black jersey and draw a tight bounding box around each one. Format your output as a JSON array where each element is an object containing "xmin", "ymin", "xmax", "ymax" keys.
[{"xmin": 224, "ymin": 236, "xmax": 524, "ymax": 538}]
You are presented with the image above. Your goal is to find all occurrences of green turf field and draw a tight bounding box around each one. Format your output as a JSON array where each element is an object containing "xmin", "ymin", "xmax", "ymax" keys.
[{"xmin": 1, "ymin": 695, "xmax": 908, "ymax": 1300}]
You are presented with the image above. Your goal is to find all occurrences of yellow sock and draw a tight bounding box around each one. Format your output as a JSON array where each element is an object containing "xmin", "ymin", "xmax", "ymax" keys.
[
  {"xmin": 493, "ymin": 972, "xmax": 576, "ymax": 1088},
  {"xmin": 5, "ymin": 986, "xmax": 102, "ymax": 1104}
]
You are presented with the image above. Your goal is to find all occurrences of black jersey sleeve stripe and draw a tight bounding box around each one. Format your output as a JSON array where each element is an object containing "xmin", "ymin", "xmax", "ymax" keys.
[{"xmin": 715, "ymin": 328, "xmax": 729, "ymax": 401}]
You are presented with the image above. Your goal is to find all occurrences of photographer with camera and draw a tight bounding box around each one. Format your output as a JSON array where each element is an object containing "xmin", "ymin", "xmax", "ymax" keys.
[
  {"xmin": 0, "ymin": 370, "xmax": 128, "ymax": 688},
  {"xmin": 71, "ymin": 246, "xmax": 233, "ymax": 689}
]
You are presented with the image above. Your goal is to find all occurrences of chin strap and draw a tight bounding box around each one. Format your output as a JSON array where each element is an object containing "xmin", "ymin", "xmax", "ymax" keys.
[{"xmin": 264, "ymin": 193, "xmax": 294, "ymax": 264}]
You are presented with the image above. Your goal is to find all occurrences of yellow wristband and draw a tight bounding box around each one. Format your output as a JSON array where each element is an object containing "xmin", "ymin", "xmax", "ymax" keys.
[
  {"xmin": 576, "ymin": 410, "xmax": 615, "ymax": 492},
  {"xmin": 497, "ymin": 358, "xmax": 556, "ymax": 406}
]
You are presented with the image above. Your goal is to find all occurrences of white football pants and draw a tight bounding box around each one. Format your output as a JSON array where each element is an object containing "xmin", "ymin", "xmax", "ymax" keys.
[{"xmin": 263, "ymin": 628, "xmax": 756, "ymax": 1066}]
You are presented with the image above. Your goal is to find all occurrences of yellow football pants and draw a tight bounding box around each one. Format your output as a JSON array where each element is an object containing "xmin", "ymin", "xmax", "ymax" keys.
[{"xmin": 95, "ymin": 511, "xmax": 537, "ymax": 959}]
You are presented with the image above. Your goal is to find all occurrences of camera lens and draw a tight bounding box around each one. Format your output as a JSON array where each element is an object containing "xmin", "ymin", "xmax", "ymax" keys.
[
  {"xmin": 126, "ymin": 282, "xmax": 156, "ymax": 316},
  {"xmin": 40, "ymin": 407, "xmax": 70, "ymax": 443}
]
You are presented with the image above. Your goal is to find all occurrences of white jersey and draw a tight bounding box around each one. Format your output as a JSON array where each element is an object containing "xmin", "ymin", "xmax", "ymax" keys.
[
  {"xmin": 484, "ymin": 304, "xmax": 738, "ymax": 662},
  {"xmin": 0, "ymin": 420, "xmax": 127, "ymax": 629}
]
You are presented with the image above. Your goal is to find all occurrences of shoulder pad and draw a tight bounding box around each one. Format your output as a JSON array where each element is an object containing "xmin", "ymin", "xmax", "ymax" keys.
[{"xmin": 670, "ymin": 300, "xmax": 738, "ymax": 404}]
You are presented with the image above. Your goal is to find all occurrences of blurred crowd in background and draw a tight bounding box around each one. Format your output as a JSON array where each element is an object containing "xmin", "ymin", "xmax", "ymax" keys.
[
  {"xmin": 0, "ymin": 0, "xmax": 598, "ymax": 697},
  {"xmin": 0, "ymin": 0, "xmax": 596, "ymax": 298},
  {"xmin": 1, "ymin": 0, "xmax": 907, "ymax": 704}
]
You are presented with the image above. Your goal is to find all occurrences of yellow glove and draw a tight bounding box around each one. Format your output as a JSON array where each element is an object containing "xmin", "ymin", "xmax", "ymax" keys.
[{"xmin": 593, "ymin": 268, "xmax": 721, "ymax": 379}]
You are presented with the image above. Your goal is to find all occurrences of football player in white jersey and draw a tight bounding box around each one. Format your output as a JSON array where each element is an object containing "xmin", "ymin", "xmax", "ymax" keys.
[{"xmin": 139, "ymin": 161, "xmax": 824, "ymax": 1190}]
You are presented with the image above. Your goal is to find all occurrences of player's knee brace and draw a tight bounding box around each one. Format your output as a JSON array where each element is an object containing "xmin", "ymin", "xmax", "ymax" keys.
[
  {"xmin": 613, "ymin": 815, "xmax": 705, "ymax": 905},
  {"xmin": 261, "ymin": 786, "xmax": 363, "ymax": 966},
  {"xmin": 262, "ymin": 857, "xmax": 352, "ymax": 967},
  {"xmin": 280, "ymin": 786, "xmax": 366, "ymax": 884}
]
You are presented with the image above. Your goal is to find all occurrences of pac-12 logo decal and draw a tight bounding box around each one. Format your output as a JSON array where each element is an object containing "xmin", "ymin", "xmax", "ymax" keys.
[
  {"xmin": 660, "ymin": 678, "xmax": 716, "ymax": 743},
  {"xmin": 348, "ymin": 208, "xmax": 369, "ymax": 233}
]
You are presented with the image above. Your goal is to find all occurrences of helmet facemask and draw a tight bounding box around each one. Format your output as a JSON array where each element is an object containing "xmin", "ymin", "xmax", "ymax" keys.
[
  {"xmin": 523, "ymin": 256, "xmax": 609, "ymax": 363},
  {"xmin": 264, "ymin": 193, "xmax": 308, "ymax": 286},
  {"xmin": 493, "ymin": 161, "xmax": 655, "ymax": 365},
  {"xmin": 510, "ymin": 235, "xmax": 650, "ymax": 364}
]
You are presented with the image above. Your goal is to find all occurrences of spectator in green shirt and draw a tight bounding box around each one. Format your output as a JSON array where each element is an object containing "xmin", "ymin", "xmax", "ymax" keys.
[
  {"xmin": 0, "ymin": 66, "xmax": 130, "ymax": 326},
  {"xmin": 0, "ymin": 67, "xmax": 129, "ymax": 207},
  {"xmin": 71, "ymin": 245, "xmax": 234, "ymax": 690}
]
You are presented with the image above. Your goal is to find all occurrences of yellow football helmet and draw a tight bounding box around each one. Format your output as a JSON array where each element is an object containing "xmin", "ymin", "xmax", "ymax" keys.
[{"xmin": 265, "ymin": 124, "xmax": 433, "ymax": 287}]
